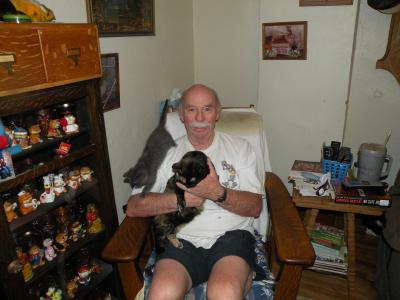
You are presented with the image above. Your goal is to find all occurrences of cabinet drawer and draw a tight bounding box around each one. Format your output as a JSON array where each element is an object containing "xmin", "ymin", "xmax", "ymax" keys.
[
  {"xmin": 39, "ymin": 25, "xmax": 101, "ymax": 82},
  {"xmin": 0, "ymin": 28, "xmax": 46, "ymax": 92}
]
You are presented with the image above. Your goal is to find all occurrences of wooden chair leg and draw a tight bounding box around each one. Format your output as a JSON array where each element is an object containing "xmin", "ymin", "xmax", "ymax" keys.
[{"xmin": 117, "ymin": 261, "xmax": 143, "ymax": 300}]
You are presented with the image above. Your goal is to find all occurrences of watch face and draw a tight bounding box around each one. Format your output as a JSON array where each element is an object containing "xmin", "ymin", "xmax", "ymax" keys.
[{"xmin": 217, "ymin": 187, "xmax": 227, "ymax": 203}]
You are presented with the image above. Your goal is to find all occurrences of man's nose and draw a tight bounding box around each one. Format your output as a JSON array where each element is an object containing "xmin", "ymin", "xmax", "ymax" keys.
[{"xmin": 195, "ymin": 110, "xmax": 205, "ymax": 121}]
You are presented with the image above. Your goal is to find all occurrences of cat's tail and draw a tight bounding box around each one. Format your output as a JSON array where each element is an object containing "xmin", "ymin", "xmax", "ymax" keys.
[{"xmin": 159, "ymin": 99, "xmax": 169, "ymax": 126}]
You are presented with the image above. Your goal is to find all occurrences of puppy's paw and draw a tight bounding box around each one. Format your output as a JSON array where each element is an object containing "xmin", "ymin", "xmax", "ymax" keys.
[{"xmin": 167, "ymin": 234, "xmax": 183, "ymax": 248}]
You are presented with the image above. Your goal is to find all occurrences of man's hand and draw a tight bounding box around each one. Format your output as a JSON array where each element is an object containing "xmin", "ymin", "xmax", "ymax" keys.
[{"xmin": 177, "ymin": 159, "xmax": 224, "ymax": 202}]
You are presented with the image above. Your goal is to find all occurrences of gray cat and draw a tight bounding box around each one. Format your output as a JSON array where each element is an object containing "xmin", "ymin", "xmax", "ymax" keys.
[{"xmin": 123, "ymin": 100, "xmax": 176, "ymax": 196}]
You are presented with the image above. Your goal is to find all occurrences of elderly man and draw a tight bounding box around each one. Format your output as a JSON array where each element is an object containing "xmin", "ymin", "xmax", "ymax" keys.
[{"xmin": 125, "ymin": 84, "xmax": 263, "ymax": 300}]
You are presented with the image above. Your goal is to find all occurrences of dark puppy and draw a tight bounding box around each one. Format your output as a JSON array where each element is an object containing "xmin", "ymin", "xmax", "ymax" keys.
[{"xmin": 154, "ymin": 151, "xmax": 209, "ymax": 251}]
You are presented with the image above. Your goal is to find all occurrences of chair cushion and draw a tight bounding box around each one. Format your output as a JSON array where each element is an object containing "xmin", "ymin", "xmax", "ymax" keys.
[{"xmin": 142, "ymin": 230, "xmax": 275, "ymax": 299}]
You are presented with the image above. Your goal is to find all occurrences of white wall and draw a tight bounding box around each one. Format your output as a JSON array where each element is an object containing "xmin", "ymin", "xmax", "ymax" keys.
[
  {"xmin": 193, "ymin": 0, "xmax": 260, "ymax": 107},
  {"xmin": 343, "ymin": 1, "xmax": 400, "ymax": 184},
  {"xmin": 258, "ymin": 0, "xmax": 358, "ymax": 184},
  {"xmin": 42, "ymin": 0, "xmax": 194, "ymax": 221}
]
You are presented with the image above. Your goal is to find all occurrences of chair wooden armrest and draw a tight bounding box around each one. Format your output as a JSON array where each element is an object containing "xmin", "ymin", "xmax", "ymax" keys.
[
  {"xmin": 265, "ymin": 172, "xmax": 315, "ymax": 300},
  {"xmin": 102, "ymin": 216, "xmax": 153, "ymax": 298}
]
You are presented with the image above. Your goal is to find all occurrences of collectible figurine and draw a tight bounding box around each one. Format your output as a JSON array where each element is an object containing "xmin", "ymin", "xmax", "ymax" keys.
[
  {"xmin": 3, "ymin": 200, "xmax": 18, "ymax": 222},
  {"xmin": 28, "ymin": 124, "xmax": 42, "ymax": 145},
  {"xmin": 43, "ymin": 238, "xmax": 57, "ymax": 261},
  {"xmin": 13, "ymin": 127, "xmax": 31, "ymax": 149},
  {"xmin": 53, "ymin": 174, "xmax": 67, "ymax": 196},
  {"xmin": 37, "ymin": 109, "xmax": 50, "ymax": 134},
  {"xmin": 16, "ymin": 247, "xmax": 33, "ymax": 282},
  {"xmin": 41, "ymin": 287, "xmax": 62, "ymax": 300},
  {"xmin": 54, "ymin": 232, "xmax": 68, "ymax": 252},
  {"xmin": 28, "ymin": 245, "xmax": 45, "ymax": 269},
  {"xmin": 76, "ymin": 264, "xmax": 91, "ymax": 286},
  {"xmin": 66, "ymin": 279, "xmax": 78, "ymax": 298},
  {"xmin": 86, "ymin": 203, "xmax": 104, "ymax": 234},
  {"xmin": 68, "ymin": 170, "xmax": 81, "ymax": 190},
  {"xmin": 40, "ymin": 175, "xmax": 55, "ymax": 203},
  {"xmin": 56, "ymin": 142, "xmax": 71, "ymax": 156},
  {"xmin": 59, "ymin": 114, "xmax": 79, "ymax": 135},
  {"xmin": 54, "ymin": 206, "xmax": 70, "ymax": 234},
  {"xmin": 80, "ymin": 166, "xmax": 93, "ymax": 182},
  {"xmin": 69, "ymin": 220, "xmax": 86, "ymax": 242},
  {"xmin": 47, "ymin": 119, "xmax": 62, "ymax": 138},
  {"xmin": 18, "ymin": 190, "xmax": 39, "ymax": 215}
]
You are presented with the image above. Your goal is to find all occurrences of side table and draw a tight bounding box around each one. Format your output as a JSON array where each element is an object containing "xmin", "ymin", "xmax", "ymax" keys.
[{"xmin": 292, "ymin": 189, "xmax": 385, "ymax": 300}]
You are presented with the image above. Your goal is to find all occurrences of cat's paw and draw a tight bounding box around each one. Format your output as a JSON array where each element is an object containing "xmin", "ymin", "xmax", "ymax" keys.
[{"xmin": 167, "ymin": 234, "xmax": 183, "ymax": 248}]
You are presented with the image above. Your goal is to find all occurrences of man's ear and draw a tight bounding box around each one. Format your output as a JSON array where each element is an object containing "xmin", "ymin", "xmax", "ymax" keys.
[
  {"xmin": 179, "ymin": 110, "xmax": 184, "ymax": 123},
  {"xmin": 216, "ymin": 107, "xmax": 221, "ymax": 122}
]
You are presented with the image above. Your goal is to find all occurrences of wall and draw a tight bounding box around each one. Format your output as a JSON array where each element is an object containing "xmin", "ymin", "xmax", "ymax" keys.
[
  {"xmin": 42, "ymin": 0, "xmax": 194, "ymax": 221},
  {"xmin": 258, "ymin": 0, "xmax": 358, "ymax": 184},
  {"xmin": 193, "ymin": 0, "xmax": 260, "ymax": 107},
  {"xmin": 343, "ymin": 1, "xmax": 400, "ymax": 184}
]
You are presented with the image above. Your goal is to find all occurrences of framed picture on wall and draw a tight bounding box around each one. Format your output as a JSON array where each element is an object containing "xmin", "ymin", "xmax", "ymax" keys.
[
  {"xmin": 262, "ymin": 21, "xmax": 307, "ymax": 60},
  {"xmin": 86, "ymin": 0, "xmax": 154, "ymax": 37},
  {"xmin": 100, "ymin": 53, "xmax": 120, "ymax": 112},
  {"xmin": 299, "ymin": 0, "xmax": 353, "ymax": 6}
]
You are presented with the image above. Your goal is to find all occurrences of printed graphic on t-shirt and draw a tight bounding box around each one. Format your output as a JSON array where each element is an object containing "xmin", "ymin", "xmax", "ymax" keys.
[{"xmin": 221, "ymin": 161, "xmax": 238, "ymax": 189}]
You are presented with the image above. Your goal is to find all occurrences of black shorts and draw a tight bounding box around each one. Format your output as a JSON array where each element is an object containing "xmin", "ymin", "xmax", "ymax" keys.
[{"xmin": 156, "ymin": 229, "xmax": 256, "ymax": 286}]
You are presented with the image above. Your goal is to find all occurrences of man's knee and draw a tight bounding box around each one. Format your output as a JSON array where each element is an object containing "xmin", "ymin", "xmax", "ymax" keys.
[
  {"xmin": 148, "ymin": 280, "xmax": 186, "ymax": 300},
  {"xmin": 207, "ymin": 278, "xmax": 246, "ymax": 300}
]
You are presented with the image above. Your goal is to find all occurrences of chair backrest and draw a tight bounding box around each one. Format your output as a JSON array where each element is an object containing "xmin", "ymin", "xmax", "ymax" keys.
[{"xmin": 165, "ymin": 107, "xmax": 272, "ymax": 239}]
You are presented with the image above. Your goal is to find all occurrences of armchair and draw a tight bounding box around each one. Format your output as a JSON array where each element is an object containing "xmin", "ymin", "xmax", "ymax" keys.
[{"xmin": 102, "ymin": 108, "xmax": 315, "ymax": 299}]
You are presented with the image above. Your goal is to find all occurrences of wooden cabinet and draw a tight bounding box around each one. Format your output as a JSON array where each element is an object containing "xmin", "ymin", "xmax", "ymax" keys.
[
  {"xmin": 0, "ymin": 24, "xmax": 121, "ymax": 299},
  {"xmin": 0, "ymin": 23, "xmax": 101, "ymax": 96}
]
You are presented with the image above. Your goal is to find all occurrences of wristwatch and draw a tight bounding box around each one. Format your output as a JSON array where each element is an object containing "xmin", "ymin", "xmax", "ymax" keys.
[{"xmin": 216, "ymin": 187, "xmax": 227, "ymax": 204}]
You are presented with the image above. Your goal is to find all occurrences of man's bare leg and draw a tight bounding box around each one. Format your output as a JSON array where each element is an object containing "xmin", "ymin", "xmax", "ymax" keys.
[
  {"xmin": 148, "ymin": 258, "xmax": 192, "ymax": 300},
  {"xmin": 206, "ymin": 255, "xmax": 253, "ymax": 300}
]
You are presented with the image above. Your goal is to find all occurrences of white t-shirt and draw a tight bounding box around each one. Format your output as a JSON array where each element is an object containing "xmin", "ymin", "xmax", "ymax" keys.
[{"xmin": 145, "ymin": 131, "xmax": 263, "ymax": 249}]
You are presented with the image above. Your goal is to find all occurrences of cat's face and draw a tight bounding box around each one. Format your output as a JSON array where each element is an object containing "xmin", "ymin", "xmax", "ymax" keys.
[{"xmin": 172, "ymin": 151, "xmax": 210, "ymax": 188}]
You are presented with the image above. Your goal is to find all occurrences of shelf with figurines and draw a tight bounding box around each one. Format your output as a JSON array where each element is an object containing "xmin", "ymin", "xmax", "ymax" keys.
[
  {"xmin": 0, "ymin": 101, "xmax": 92, "ymax": 187},
  {"xmin": 8, "ymin": 200, "xmax": 106, "ymax": 287},
  {"xmin": 4, "ymin": 166, "xmax": 97, "ymax": 232},
  {"xmin": 25, "ymin": 248, "xmax": 113, "ymax": 300}
]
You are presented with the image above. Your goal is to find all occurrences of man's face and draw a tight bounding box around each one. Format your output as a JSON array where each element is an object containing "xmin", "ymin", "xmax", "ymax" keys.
[{"xmin": 179, "ymin": 87, "xmax": 220, "ymax": 143}]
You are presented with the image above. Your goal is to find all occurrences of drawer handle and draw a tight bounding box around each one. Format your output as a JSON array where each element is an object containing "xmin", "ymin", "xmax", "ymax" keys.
[
  {"xmin": 67, "ymin": 48, "xmax": 81, "ymax": 66},
  {"xmin": 0, "ymin": 52, "xmax": 16, "ymax": 75}
]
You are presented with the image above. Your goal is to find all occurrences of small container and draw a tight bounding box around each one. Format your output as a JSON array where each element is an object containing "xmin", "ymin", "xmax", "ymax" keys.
[
  {"xmin": 3, "ymin": 14, "xmax": 32, "ymax": 23},
  {"xmin": 322, "ymin": 158, "xmax": 352, "ymax": 182}
]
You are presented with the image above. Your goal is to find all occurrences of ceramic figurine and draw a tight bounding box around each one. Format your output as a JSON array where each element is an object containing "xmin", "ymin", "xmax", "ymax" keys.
[
  {"xmin": 3, "ymin": 200, "xmax": 18, "ymax": 222},
  {"xmin": 69, "ymin": 220, "xmax": 86, "ymax": 242},
  {"xmin": 59, "ymin": 114, "xmax": 79, "ymax": 135},
  {"xmin": 80, "ymin": 166, "xmax": 93, "ymax": 182},
  {"xmin": 28, "ymin": 124, "xmax": 42, "ymax": 145},
  {"xmin": 66, "ymin": 279, "xmax": 78, "ymax": 298},
  {"xmin": 86, "ymin": 203, "xmax": 104, "ymax": 234},
  {"xmin": 37, "ymin": 109, "xmax": 50, "ymax": 133},
  {"xmin": 16, "ymin": 247, "xmax": 33, "ymax": 282},
  {"xmin": 68, "ymin": 170, "xmax": 81, "ymax": 190},
  {"xmin": 53, "ymin": 174, "xmax": 67, "ymax": 196},
  {"xmin": 54, "ymin": 206, "xmax": 70, "ymax": 234},
  {"xmin": 76, "ymin": 264, "xmax": 91, "ymax": 286},
  {"xmin": 18, "ymin": 190, "xmax": 39, "ymax": 215},
  {"xmin": 40, "ymin": 175, "xmax": 55, "ymax": 203},
  {"xmin": 28, "ymin": 245, "xmax": 45, "ymax": 269},
  {"xmin": 47, "ymin": 119, "xmax": 62, "ymax": 138},
  {"xmin": 13, "ymin": 127, "xmax": 31, "ymax": 149},
  {"xmin": 41, "ymin": 287, "xmax": 62, "ymax": 300},
  {"xmin": 54, "ymin": 232, "xmax": 68, "ymax": 252},
  {"xmin": 43, "ymin": 238, "xmax": 57, "ymax": 261}
]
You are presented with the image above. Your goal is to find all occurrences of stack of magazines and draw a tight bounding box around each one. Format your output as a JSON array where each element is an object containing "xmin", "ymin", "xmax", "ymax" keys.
[{"xmin": 308, "ymin": 223, "xmax": 348, "ymax": 275}]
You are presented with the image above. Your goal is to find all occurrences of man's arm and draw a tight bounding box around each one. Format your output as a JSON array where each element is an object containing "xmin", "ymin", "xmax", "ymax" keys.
[
  {"xmin": 125, "ymin": 191, "xmax": 205, "ymax": 217},
  {"xmin": 178, "ymin": 159, "xmax": 262, "ymax": 217}
]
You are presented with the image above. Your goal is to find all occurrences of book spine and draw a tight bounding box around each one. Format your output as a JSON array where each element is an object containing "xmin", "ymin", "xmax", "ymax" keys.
[{"xmin": 335, "ymin": 196, "xmax": 390, "ymax": 207}]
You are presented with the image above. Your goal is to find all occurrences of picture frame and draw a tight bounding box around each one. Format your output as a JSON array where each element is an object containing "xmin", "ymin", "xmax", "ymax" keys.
[
  {"xmin": 86, "ymin": 0, "xmax": 154, "ymax": 37},
  {"xmin": 100, "ymin": 53, "xmax": 120, "ymax": 112},
  {"xmin": 299, "ymin": 0, "xmax": 353, "ymax": 6},
  {"xmin": 262, "ymin": 21, "xmax": 307, "ymax": 60}
]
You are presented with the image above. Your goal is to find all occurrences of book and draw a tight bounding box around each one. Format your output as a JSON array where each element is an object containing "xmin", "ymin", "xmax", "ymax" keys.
[
  {"xmin": 311, "ymin": 223, "xmax": 344, "ymax": 250},
  {"xmin": 332, "ymin": 181, "xmax": 391, "ymax": 207}
]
